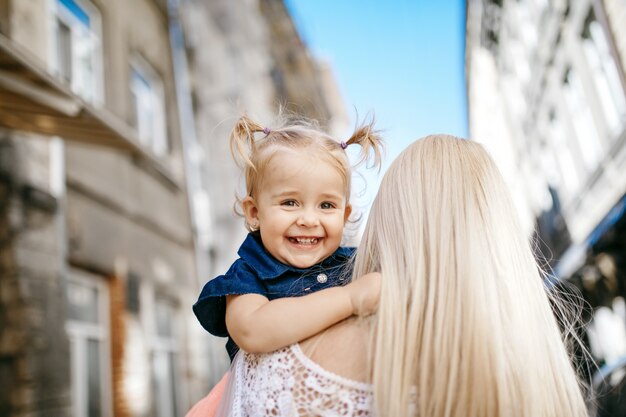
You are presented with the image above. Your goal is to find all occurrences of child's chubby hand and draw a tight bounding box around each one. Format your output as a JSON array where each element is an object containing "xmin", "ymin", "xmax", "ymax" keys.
[{"xmin": 346, "ymin": 272, "xmax": 381, "ymax": 316}]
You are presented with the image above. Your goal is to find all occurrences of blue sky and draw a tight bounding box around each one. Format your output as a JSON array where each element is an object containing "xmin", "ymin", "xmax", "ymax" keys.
[{"xmin": 285, "ymin": 1, "xmax": 468, "ymax": 215}]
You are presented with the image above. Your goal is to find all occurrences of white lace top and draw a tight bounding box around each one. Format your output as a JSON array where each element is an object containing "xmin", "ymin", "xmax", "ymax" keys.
[{"xmin": 226, "ymin": 344, "xmax": 375, "ymax": 417}]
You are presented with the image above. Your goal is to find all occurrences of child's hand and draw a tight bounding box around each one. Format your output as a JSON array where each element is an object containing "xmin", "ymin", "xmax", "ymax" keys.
[{"xmin": 346, "ymin": 272, "xmax": 381, "ymax": 316}]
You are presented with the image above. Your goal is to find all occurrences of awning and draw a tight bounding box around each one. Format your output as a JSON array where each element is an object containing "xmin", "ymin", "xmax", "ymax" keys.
[{"xmin": 0, "ymin": 33, "xmax": 143, "ymax": 153}]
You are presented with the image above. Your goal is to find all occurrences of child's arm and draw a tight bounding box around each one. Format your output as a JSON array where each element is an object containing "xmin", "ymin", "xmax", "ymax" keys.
[{"xmin": 225, "ymin": 272, "xmax": 381, "ymax": 354}]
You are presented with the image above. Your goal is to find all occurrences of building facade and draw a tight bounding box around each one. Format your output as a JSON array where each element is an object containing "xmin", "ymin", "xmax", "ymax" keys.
[
  {"xmin": 0, "ymin": 0, "xmax": 201, "ymax": 415},
  {"xmin": 466, "ymin": 0, "xmax": 626, "ymax": 412},
  {"xmin": 0, "ymin": 0, "xmax": 347, "ymax": 416}
]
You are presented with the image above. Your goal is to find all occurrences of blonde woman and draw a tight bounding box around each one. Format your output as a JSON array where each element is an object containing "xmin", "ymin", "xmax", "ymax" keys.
[{"xmin": 216, "ymin": 135, "xmax": 589, "ymax": 417}]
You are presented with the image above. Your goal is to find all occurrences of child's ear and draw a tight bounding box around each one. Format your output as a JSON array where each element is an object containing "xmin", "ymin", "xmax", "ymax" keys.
[
  {"xmin": 242, "ymin": 196, "xmax": 259, "ymax": 229},
  {"xmin": 343, "ymin": 203, "xmax": 352, "ymax": 223}
]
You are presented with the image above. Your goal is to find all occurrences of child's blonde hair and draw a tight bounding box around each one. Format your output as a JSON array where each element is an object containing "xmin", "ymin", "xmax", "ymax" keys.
[
  {"xmin": 354, "ymin": 135, "xmax": 588, "ymax": 416},
  {"xmin": 230, "ymin": 114, "xmax": 383, "ymax": 230}
]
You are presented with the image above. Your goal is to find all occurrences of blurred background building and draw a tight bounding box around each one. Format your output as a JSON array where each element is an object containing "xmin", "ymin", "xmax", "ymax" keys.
[
  {"xmin": 8, "ymin": 0, "xmax": 626, "ymax": 415},
  {"xmin": 466, "ymin": 0, "xmax": 626, "ymax": 414},
  {"xmin": 0, "ymin": 0, "xmax": 347, "ymax": 416}
]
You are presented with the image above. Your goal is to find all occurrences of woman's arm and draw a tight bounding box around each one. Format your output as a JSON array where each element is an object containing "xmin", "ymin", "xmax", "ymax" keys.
[{"xmin": 225, "ymin": 272, "xmax": 381, "ymax": 353}]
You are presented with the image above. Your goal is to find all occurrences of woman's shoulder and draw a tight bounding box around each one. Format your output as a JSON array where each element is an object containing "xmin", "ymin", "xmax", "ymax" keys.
[{"xmin": 299, "ymin": 316, "xmax": 373, "ymax": 384}]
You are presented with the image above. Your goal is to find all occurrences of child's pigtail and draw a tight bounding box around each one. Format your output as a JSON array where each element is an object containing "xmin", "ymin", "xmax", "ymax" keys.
[
  {"xmin": 344, "ymin": 117, "xmax": 384, "ymax": 171},
  {"xmin": 229, "ymin": 115, "xmax": 266, "ymax": 172},
  {"xmin": 230, "ymin": 115, "xmax": 267, "ymax": 220}
]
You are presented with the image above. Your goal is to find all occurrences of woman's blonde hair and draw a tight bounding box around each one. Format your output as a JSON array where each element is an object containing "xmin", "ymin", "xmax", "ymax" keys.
[
  {"xmin": 230, "ymin": 114, "xmax": 383, "ymax": 230},
  {"xmin": 354, "ymin": 135, "xmax": 588, "ymax": 416}
]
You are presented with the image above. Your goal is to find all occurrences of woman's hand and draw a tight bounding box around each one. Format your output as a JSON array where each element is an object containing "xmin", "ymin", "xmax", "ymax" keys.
[{"xmin": 346, "ymin": 272, "xmax": 381, "ymax": 316}]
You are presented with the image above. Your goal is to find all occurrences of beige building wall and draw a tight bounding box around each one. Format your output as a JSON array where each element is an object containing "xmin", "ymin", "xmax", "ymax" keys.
[{"xmin": 1, "ymin": 0, "xmax": 198, "ymax": 416}]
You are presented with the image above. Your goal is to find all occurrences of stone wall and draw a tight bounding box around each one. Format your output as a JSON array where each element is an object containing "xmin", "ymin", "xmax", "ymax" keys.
[{"xmin": 0, "ymin": 133, "xmax": 71, "ymax": 417}]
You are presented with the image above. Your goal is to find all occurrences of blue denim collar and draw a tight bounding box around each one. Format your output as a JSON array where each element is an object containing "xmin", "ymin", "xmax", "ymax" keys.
[{"xmin": 238, "ymin": 232, "xmax": 353, "ymax": 279}]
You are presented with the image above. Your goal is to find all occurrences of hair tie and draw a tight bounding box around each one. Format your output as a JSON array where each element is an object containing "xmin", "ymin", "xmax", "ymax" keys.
[
  {"xmin": 340, "ymin": 141, "xmax": 348, "ymax": 150},
  {"xmin": 263, "ymin": 127, "xmax": 271, "ymax": 135}
]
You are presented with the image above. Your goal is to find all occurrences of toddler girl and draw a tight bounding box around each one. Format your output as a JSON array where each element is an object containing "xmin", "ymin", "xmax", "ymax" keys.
[{"xmin": 188, "ymin": 114, "xmax": 383, "ymax": 416}]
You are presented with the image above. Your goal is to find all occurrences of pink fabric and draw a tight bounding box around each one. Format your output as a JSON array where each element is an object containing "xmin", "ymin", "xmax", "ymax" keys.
[{"xmin": 185, "ymin": 372, "xmax": 230, "ymax": 417}]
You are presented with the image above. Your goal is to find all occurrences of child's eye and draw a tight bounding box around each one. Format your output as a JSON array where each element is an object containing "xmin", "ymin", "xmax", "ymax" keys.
[
  {"xmin": 281, "ymin": 200, "xmax": 298, "ymax": 207},
  {"xmin": 320, "ymin": 202, "xmax": 336, "ymax": 210}
]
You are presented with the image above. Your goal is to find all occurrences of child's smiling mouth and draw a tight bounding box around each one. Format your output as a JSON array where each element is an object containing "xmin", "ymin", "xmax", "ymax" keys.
[{"xmin": 287, "ymin": 236, "xmax": 321, "ymax": 245}]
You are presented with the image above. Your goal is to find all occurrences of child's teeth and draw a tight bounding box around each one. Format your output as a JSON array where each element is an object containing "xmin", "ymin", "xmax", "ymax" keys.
[{"xmin": 295, "ymin": 238, "xmax": 318, "ymax": 244}]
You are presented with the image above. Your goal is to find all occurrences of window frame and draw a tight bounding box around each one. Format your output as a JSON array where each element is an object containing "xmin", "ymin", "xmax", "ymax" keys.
[
  {"xmin": 580, "ymin": 8, "xmax": 626, "ymax": 139},
  {"xmin": 47, "ymin": 0, "xmax": 104, "ymax": 104},
  {"xmin": 544, "ymin": 106, "xmax": 582, "ymax": 201},
  {"xmin": 150, "ymin": 296, "xmax": 182, "ymax": 417},
  {"xmin": 560, "ymin": 66, "xmax": 604, "ymax": 173},
  {"xmin": 129, "ymin": 55, "xmax": 169, "ymax": 157},
  {"xmin": 65, "ymin": 269, "xmax": 113, "ymax": 417}
]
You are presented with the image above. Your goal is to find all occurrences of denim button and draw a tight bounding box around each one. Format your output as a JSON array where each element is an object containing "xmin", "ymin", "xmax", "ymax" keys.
[{"xmin": 316, "ymin": 273, "xmax": 328, "ymax": 283}]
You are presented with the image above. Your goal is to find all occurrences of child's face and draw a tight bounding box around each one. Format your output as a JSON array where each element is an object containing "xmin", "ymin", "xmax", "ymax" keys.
[{"xmin": 243, "ymin": 149, "xmax": 351, "ymax": 268}]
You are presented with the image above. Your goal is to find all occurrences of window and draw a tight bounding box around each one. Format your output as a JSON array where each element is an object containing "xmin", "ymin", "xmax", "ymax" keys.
[
  {"xmin": 562, "ymin": 67, "xmax": 603, "ymax": 173},
  {"xmin": 152, "ymin": 298, "xmax": 181, "ymax": 417},
  {"xmin": 547, "ymin": 108, "xmax": 582, "ymax": 199},
  {"xmin": 66, "ymin": 270, "xmax": 112, "ymax": 417},
  {"xmin": 130, "ymin": 57, "xmax": 168, "ymax": 156},
  {"xmin": 581, "ymin": 9, "xmax": 626, "ymax": 138},
  {"xmin": 50, "ymin": 0, "xmax": 103, "ymax": 103}
]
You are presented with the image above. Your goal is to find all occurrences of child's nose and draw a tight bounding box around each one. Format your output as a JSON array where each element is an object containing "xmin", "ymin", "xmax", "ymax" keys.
[{"xmin": 296, "ymin": 210, "xmax": 320, "ymax": 227}]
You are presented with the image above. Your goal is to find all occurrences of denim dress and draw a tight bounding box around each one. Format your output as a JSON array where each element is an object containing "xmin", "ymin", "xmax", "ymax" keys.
[{"xmin": 193, "ymin": 232, "xmax": 355, "ymax": 361}]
